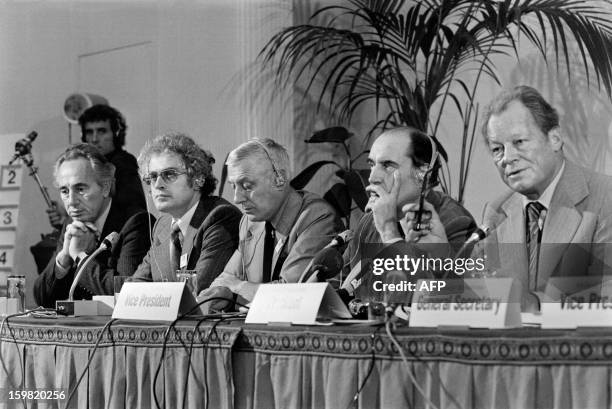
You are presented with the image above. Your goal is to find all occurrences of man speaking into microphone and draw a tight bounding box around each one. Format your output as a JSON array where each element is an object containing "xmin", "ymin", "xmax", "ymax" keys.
[
  {"xmin": 34, "ymin": 144, "xmax": 153, "ymax": 307},
  {"xmin": 475, "ymin": 86, "xmax": 612, "ymax": 311}
]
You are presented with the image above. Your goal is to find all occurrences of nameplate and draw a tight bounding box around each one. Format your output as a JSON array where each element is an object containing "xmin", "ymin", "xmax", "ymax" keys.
[
  {"xmin": 245, "ymin": 283, "xmax": 351, "ymax": 325},
  {"xmin": 409, "ymin": 278, "xmax": 521, "ymax": 328},
  {"xmin": 541, "ymin": 295, "xmax": 612, "ymax": 328},
  {"xmin": 93, "ymin": 295, "xmax": 115, "ymax": 309},
  {"xmin": 112, "ymin": 282, "xmax": 199, "ymax": 322}
]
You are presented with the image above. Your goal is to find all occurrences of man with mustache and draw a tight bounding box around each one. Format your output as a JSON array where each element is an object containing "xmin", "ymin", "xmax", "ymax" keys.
[
  {"xmin": 201, "ymin": 138, "xmax": 343, "ymax": 307},
  {"xmin": 342, "ymin": 127, "xmax": 477, "ymax": 301},
  {"xmin": 34, "ymin": 144, "xmax": 153, "ymax": 307},
  {"xmin": 130, "ymin": 132, "xmax": 241, "ymax": 293},
  {"xmin": 476, "ymin": 85, "xmax": 612, "ymax": 310}
]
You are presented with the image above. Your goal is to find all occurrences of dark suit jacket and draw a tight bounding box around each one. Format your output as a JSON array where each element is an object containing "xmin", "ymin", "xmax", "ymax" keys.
[
  {"xmin": 34, "ymin": 202, "xmax": 154, "ymax": 308},
  {"xmin": 344, "ymin": 190, "xmax": 477, "ymax": 265},
  {"xmin": 107, "ymin": 148, "xmax": 146, "ymax": 210},
  {"xmin": 131, "ymin": 195, "xmax": 242, "ymax": 292},
  {"xmin": 475, "ymin": 161, "xmax": 612, "ymax": 298},
  {"xmin": 343, "ymin": 190, "xmax": 477, "ymax": 301}
]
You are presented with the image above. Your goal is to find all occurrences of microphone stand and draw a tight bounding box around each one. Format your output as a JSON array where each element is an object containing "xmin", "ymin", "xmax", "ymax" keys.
[
  {"xmin": 68, "ymin": 247, "xmax": 106, "ymax": 300},
  {"xmin": 9, "ymin": 151, "xmax": 55, "ymax": 209},
  {"xmin": 9, "ymin": 138, "xmax": 61, "ymax": 273}
]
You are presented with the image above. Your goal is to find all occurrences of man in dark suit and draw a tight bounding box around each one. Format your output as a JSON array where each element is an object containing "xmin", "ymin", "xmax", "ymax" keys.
[
  {"xmin": 130, "ymin": 132, "xmax": 241, "ymax": 293},
  {"xmin": 34, "ymin": 144, "xmax": 153, "ymax": 307},
  {"xmin": 342, "ymin": 127, "xmax": 477, "ymax": 301},
  {"xmin": 46, "ymin": 104, "xmax": 146, "ymax": 229},
  {"xmin": 476, "ymin": 85, "xmax": 612, "ymax": 310}
]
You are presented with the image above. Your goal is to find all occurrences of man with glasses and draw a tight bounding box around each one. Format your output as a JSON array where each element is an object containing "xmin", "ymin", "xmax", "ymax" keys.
[
  {"xmin": 130, "ymin": 132, "xmax": 241, "ymax": 293},
  {"xmin": 34, "ymin": 144, "xmax": 153, "ymax": 307}
]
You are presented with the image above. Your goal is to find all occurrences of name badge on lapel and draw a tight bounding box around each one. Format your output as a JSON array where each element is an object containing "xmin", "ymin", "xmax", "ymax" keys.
[{"xmin": 180, "ymin": 253, "xmax": 188, "ymax": 269}]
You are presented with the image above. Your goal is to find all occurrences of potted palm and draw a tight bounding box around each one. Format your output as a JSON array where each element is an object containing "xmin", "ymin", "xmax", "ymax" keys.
[{"xmin": 258, "ymin": 0, "xmax": 612, "ymax": 203}]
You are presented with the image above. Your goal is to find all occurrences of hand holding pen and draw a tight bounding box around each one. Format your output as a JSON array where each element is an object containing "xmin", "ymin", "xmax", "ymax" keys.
[{"xmin": 400, "ymin": 201, "xmax": 449, "ymax": 257}]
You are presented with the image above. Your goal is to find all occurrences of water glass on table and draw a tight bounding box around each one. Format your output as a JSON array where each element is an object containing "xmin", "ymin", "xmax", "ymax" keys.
[{"xmin": 176, "ymin": 270, "xmax": 198, "ymax": 297}]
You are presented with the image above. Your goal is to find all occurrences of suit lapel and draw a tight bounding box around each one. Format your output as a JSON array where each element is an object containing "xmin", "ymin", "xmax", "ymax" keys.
[
  {"xmin": 244, "ymin": 222, "xmax": 264, "ymax": 281},
  {"xmin": 268, "ymin": 189, "xmax": 303, "ymax": 277},
  {"xmin": 182, "ymin": 196, "xmax": 221, "ymax": 268},
  {"xmin": 498, "ymin": 193, "xmax": 529, "ymax": 290},
  {"xmin": 99, "ymin": 200, "xmax": 124, "ymax": 240},
  {"xmin": 183, "ymin": 197, "xmax": 207, "ymax": 268},
  {"xmin": 153, "ymin": 219, "xmax": 173, "ymax": 281},
  {"xmin": 538, "ymin": 163, "xmax": 587, "ymax": 286}
]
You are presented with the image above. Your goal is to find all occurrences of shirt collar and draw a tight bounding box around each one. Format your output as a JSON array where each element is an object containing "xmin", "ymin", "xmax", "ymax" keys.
[
  {"xmin": 172, "ymin": 200, "xmax": 199, "ymax": 237},
  {"xmin": 522, "ymin": 160, "xmax": 565, "ymax": 210}
]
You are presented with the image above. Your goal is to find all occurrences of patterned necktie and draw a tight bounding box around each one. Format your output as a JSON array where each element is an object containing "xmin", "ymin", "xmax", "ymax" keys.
[
  {"xmin": 170, "ymin": 221, "xmax": 183, "ymax": 275},
  {"xmin": 526, "ymin": 201, "xmax": 546, "ymax": 291},
  {"xmin": 262, "ymin": 222, "xmax": 275, "ymax": 283}
]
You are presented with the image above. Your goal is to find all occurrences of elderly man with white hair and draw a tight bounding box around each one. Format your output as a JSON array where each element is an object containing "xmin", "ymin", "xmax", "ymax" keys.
[{"xmin": 201, "ymin": 138, "xmax": 344, "ymax": 306}]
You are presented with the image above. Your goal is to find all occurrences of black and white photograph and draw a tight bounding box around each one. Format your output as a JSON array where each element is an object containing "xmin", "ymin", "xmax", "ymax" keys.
[{"xmin": 1, "ymin": 1, "xmax": 612, "ymax": 408}]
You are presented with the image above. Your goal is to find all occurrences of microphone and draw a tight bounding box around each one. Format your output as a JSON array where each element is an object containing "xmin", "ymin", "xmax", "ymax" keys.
[
  {"xmin": 100, "ymin": 231, "xmax": 120, "ymax": 251},
  {"xmin": 297, "ymin": 230, "xmax": 352, "ymax": 283},
  {"xmin": 325, "ymin": 230, "xmax": 353, "ymax": 249},
  {"xmin": 466, "ymin": 225, "xmax": 490, "ymax": 246},
  {"xmin": 454, "ymin": 225, "xmax": 490, "ymax": 259},
  {"xmin": 9, "ymin": 131, "xmax": 38, "ymax": 164},
  {"xmin": 68, "ymin": 232, "xmax": 119, "ymax": 301},
  {"xmin": 300, "ymin": 247, "xmax": 343, "ymax": 283},
  {"xmin": 340, "ymin": 260, "xmax": 367, "ymax": 295}
]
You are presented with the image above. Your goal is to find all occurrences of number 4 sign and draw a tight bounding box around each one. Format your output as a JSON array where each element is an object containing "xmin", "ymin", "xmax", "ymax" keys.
[{"xmin": 0, "ymin": 246, "xmax": 14, "ymax": 271}]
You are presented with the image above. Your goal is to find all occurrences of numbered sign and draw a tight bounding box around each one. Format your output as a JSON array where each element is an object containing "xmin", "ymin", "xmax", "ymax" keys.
[
  {"xmin": 0, "ymin": 246, "xmax": 14, "ymax": 271},
  {"xmin": 0, "ymin": 165, "xmax": 23, "ymax": 190},
  {"xmin": 0, "ymin": 206, "xmax": 18, "ymax": 229},
  {"xmin": 0, "ymin": 135, "xmax": 26, "ymax": 277}
]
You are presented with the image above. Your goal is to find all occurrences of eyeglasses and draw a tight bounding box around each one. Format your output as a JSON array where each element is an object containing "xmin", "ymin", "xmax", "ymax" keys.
[{"xmin": 142, "ymin": 168, "xmax": 187, "ymax": 185}]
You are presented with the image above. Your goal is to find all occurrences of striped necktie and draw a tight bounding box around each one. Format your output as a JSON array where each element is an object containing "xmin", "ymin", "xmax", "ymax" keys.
[{"xmin": 526, "ymin": 201, "xmax": 546, "ymax": 292}]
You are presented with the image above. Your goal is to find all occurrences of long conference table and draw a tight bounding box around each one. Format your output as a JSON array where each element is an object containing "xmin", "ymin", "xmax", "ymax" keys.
[{"xmin": 0, "ymin": 315, "xmax": 611, "ymax": 409}]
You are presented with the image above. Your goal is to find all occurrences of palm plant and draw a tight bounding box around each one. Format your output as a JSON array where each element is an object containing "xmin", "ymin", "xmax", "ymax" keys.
[
  {"xmin": 258, "ymin": 0, "xmax": 612, "ymax": 203},
  {"xmin": 290, "ymin": 126, "xmax": 370, "ymax": 224}
]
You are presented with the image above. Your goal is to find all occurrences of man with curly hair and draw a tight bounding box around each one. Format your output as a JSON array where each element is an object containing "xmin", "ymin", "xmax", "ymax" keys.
[
  {"xmin": 47, "ymin": 104, "xmax": 146, "ymax": 229},
  {"xmin": 130, "ymin": 132, "xmax": 242, "ymax": 293}
]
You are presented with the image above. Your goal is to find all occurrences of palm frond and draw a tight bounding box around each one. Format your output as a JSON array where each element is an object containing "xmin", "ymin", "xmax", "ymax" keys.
[{"xmin": 255, "ymin": 0, "xmax": 612, "ymax": 202}]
